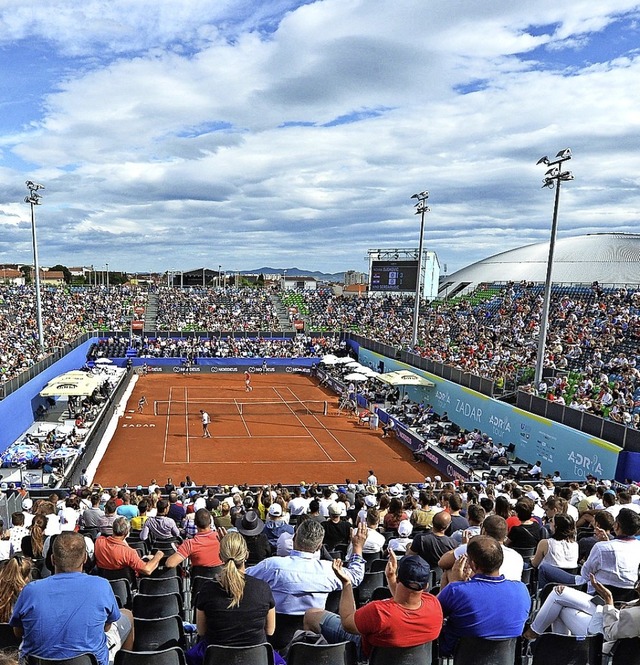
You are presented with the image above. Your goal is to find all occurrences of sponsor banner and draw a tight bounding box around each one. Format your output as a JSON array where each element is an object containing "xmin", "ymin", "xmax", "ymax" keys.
[{"xmin": 126, "ymin": 359, "xmax": 318, "ymax": 374}]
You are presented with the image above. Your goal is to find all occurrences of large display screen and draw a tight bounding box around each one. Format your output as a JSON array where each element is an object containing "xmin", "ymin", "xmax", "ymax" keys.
[{"xmin": 370, "ymin": 260, "xmax": 418, "ymax": 292}]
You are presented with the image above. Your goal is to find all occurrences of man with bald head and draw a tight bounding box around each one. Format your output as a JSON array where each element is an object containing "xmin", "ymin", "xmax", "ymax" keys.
[{"xmin": 407, "ymin": 510, "xmax": 457, "ymax": 568}]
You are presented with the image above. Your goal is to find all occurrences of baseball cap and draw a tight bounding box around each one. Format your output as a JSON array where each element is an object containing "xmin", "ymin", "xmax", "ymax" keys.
[
  {"xmin": 398, "ymin": 519, "xmax": 413, "ymax": 537},
  {"xmin": 328, "ymin": 503, "xmax": 342, "ymax": 516},
  {"xmin": 397, "ymin": 555, "xmax": 431, "ymax": 591},
  {"xmin": 268, "ymin": 504, "xmax": 283, "ymax": 517},
  {"xmin": 22, "ymin": 498, "xmax": 33, "ymax": 510}
]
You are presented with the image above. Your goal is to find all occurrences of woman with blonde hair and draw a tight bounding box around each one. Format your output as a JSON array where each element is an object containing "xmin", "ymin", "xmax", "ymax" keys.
[
  {"xmin": 188, "ymin": 532, "xmax": 275, "ymax": 665},
  {"xmin": 0, "ymin": 555, "xmax": 32, "ymax": 622}
]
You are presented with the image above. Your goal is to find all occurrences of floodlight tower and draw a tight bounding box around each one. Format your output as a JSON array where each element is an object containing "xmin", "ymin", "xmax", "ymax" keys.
[
  {"xmin": 410, "ymin": 191, "xmax": 430, "ymax": 348},
  {"xmin": 534, "ymin": 148, "xmax": 574, "ymax": 389},
  {"xmin": 24, "ymin": 181, "xmax": 45, "ymax": 351}
]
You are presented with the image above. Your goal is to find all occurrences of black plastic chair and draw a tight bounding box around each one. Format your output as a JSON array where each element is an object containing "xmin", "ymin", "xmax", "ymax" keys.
[
  {"xmin": 115, "ymin": 648, "xmax": 186, "ymax": 665},
  {"xmin": 369, "ymin": 641, "xmax": 433, "ymax": 665},
  {"xmin": 531, "ymin": 633, "xmax": 603, "ymax": 665},
  {"xmin": 204, "ymin": 643, "xmax": 274, "ymax": 665},
  {"xmin": 453, "ymin": 636, "xmax": 517, "ymax": 665},
  {"xmin": 287, "ymin": 640, "xmax": 357, "ymax": 665},
  {"xmin": 0, "ymin": 622, "xmax": 21, "ymax": 648},
  {"xmin": 133, "ymin": 615, "xmax": 185, "ymax": 651},
  {"xmin": 611, "ymin": 636, "xmax": 640, "ymax": 665},
  {"xmin": 109, "ymin": 578, "xmax": 134, "ymax": 609},
  {"xmin": 27, "ymin": 655, "xmax": 99, "ymax": 665},
  {"xmin": 510, "ymin": 547, "xmax": 536, "ymax": 564},
  {"xmin": 133, "ymin": 592, "xmax": 183, "ymax": 619},
  {"xmin": 370, "ymin": 586, "xmax": 393, "ymax": 601},
  {"xmin": 191, "ymin": 576, "xmax": 213, "ymax": 607},
  {"xmin": 268, "ymin": 614, "xmax": 304, "ymax": 651},
  {"xmin": 362, "ymin": 551, "xmax": 382, "ymax": 571},
  {"xmin": 138, "ymin": 576, "xmax": 181, "ymax": 596},
  {"xmin": 325, "ymin": 588, "xmax": 341, "ymax": 613},
  {"xmin": 356, "ymin": 571, "xmax": 385, "ymax": 606},
  {"xmin": 604, "ymin": 584, "xmax": 637, "ymax": 603},
  {"xmin": 191, "ymin": 565, "xmax": 221, "ymax": 581},
  {"xmin": 149, "ymin": 565, "xmax": 179, "ymax": 579},
  {"xmin": 369, "ymin": 558, "xmax": 389, "ymax": 574}
]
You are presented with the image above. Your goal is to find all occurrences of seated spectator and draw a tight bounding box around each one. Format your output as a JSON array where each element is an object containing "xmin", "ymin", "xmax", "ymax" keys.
[
  {"xmin": 140, "ymin": 499, "xmax": 181, "ymax": 543},
  {"xmin": 188, "ymin": 532, "xmax": 275, "ymax": 665},
  {"xmin": 246, "ymin": 520, "xmax": 367, "ymax": 617},
  {"xmin": 130, "ymin": 500, "xmax": 148, "ymax": 531},
  {"xmin": 304, "ymin": 552, "xmax": 443, "ymax": 660},
  {"xmin": 506, "ymin": 498, "xmax": 543, "ymax": 549},
  {"xmin": 7, "ymin": 513, "xmax": 28, "ymax": 555},
  {"xmin": 383, "ymin": 497, "xmax": 409, "ymax": 532},
  {"xmin": 407, "ymin": 511, "xmax": 458, "ymax": 568},
  {"xmin": 322, "ymin": 503, "xmax": 352, "ymax": 552},
  {"xmin": 577, "ymin": 510, "xmax": 615, "ymax": 563},
  {"xmin": 95, "ymin": 516, "xmax": 164, "ymax": 577},
  {"xmin": 10, "ymin": 531, "xmax": 134, "ymax": 665},
  {"xmin": 20, "ymin": 514, "xmax": 47, "ymax": 560},
  {"xmin": 235, "ymin": 511, "xmax": 272, "ymax": 565},
  {"xmin": 524, "ymin": 573, "xmax": 640, "ymax": 649},
  {"xmin": 410, "ymin": 492, "xmax": 439, "ymax": 529},
  {"xmin": 167, "ymin": 492, "xmax": 186, "ymax": 527},
  {"xmin": 531, "ymin": 514, "xmax": 579, "ymax": 589},
  {"xmin": 166, "ymin": 508, "xmax": 222, "ymax": 570},
  {"xmin": 450, "ymin": 504, "xmax": 485, "ymax": 544},
  {"xmin": 437, "ymin": 535, "xmax": 530, "ymax": 656},
  {"xmin": 387, "ymin": 520, "xmax": 414, "ymax": 554},
  {"xmin": 80, "ymin": 493, "xmax": 105, "ymax": 530},
  {"xmin": 263, "ymin": 503, "xmax": 294, "ymax": 548},
  {"xmin": 0, "ymin": 555, "xmax": 31, "ymax": 622},
  {"xmin": 116, "ymin": 493, "xmax": 139, "ymax": 521},
  {"xmin": 346, "ymin": 509, "xmax": 385, "ymax": 556},
  {"xmin": 97, "ymin": 500, "xmax": 118, "ymax": 536}
]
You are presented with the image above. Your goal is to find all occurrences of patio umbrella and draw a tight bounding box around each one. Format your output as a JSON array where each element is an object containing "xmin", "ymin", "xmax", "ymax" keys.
[
  {"xmin": 5, "ymin": 446, "xmax": 40, "ymax": 466},
  {"xmin": 41, "ymin": 371, "xmax": 102, "ymax": 397},
  {"xmin": 344, "ymin": 372, "xmax": 369, "ymax": 382},
  {"xmin": 378, "ymin": 370, "xmax": 434, "ymax": 387},
  {"xmin": 335, "ymin": 357, "xmax": 356, "ymax": 364},
  {"xmin": 95, "ymin": 358, "xmax": 113, "ymax": 365},
  {"xmin": 47, "ymin": 447, "xmax": 79, "ymax": 462},
  {"xmin": 320, "ymin": 355, "xmax": 340, "ymax": 365}
]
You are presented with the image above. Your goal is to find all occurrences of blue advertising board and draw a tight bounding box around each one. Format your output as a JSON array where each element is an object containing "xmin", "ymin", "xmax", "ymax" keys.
[{"xmin": 358, "ymin": 349, "xmax": 620, "ymax": 481}]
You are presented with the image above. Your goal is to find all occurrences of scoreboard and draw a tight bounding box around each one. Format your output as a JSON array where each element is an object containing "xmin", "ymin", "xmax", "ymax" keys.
[{"xmin": 370, "ymin": 260, "xmax": 418, "ymax": 292}]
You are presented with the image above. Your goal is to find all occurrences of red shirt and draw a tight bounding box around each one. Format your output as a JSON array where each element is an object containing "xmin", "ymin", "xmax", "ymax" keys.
[
  {"xmin": 354, "ymin": 593, "xmax": 443, "ymax": 656},
  {"xmin": 176, "ymin": 530, "xmax": 222, "ymax": 567},
  {"xmin": 94, "ymin": 536, "xmax": 146, "ymax": 574}
]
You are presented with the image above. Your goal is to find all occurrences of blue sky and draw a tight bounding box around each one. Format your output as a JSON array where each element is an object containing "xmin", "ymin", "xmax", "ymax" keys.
[{"xmin": 0, "ymin": 1, "xmax": 639, "ymax": 275}]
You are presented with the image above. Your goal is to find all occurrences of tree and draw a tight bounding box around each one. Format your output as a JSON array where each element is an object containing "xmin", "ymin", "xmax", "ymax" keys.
[
  {"xmin": 50, "ymin": 264, "xmax": 72, "ymax": 284},
  {"xmin": 20, "ymin": 265, "xmax": 32, "ymax": 283}
]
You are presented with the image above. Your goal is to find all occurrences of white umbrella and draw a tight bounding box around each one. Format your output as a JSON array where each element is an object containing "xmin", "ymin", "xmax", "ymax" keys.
[
  {"xmin": 359, "ymin": 367, "xmax": 379, "ymax": 376},
  {"xmin": 41, "ymin": 371, "xmax": 102, "ymax": 397},
  {"xmin": 378, "ymin": 370, "xmax": 434, "ymax": 387},
  {"xmin": 320, "ymin": 355, "xmax": 340, "ymax": 365},
  {"xmin": 335, "ymin": 357, "xmax": 355, "ymax": 364},
  {"xmin": 344, "ymin": 372, "xmax": 369, "ymax": 382},
  {"xmin": 95, "ymin": 358, "xmax": 113, "ymax": 365}
]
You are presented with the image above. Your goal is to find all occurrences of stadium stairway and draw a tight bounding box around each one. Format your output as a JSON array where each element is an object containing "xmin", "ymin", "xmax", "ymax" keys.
[
  {"xmin": 271, "ymin": 294, "xmax": 296, "ymax": 331},
  {"xmin": 144, "ymin": 294, "xmax": 159, "ymax": 332}
]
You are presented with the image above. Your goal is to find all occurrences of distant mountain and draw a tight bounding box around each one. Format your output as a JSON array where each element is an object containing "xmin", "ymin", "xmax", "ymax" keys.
[{"xmin": 243, "ymin": 267, "xmax": 345, "ymax": 281}]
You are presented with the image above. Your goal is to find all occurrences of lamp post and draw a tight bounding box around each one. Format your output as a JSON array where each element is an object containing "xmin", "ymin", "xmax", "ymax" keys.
[
  {"xmin": 24, "ymin": 181, "xmax": 45, "ymax": 351},
  {"xmin": 218, "ymin": 264, "xmax": 222, "ymax": 288},
  {"xmin": 106, "ymin": 262, "xmax": 109, "ymax": 290},
  {"xmin": 534, "ymin": 148, "xmax": 574, "ymax": 389},
  {"xmin": 410, "ymin": 191, "xmax": 430, "ymax": 348}
]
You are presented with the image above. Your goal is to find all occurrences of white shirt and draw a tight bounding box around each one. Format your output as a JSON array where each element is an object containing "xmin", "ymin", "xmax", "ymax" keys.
[
  {"xmin": 453, "ymin": 543, "xmax": 524, "ymax": 581},
  {"xmin": 367, "ymin": 474, "xmax": 378, "ymax": 486},
  {"xmin": 201, "ymin": 412, "xmax": 210, "ymax": 425}
]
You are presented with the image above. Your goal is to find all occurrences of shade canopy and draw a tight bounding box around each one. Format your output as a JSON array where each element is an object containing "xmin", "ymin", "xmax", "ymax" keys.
[
  {"xmin": 378, "ymin": 370, "xmax": 434, "ymax": 388},
  {"xmin": 40, "ymin": 371, "xmax": 102, "ymax": 397}
]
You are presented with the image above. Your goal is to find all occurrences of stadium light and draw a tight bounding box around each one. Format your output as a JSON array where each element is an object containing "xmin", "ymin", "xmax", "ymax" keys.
[
  {"xmin": 106, "ymin": 262, "xmax": 109, "ymax": 290},
  {"xmin": 534, "ymin": 148, "xmax": 574, "ymax": 390},
  {"xmin": 411, "ymin": 191, "xmax": 430, "ymax": 348},
  {"xmin": 24, "ymin": 181, "xmax": 45, "ymax": 351}
]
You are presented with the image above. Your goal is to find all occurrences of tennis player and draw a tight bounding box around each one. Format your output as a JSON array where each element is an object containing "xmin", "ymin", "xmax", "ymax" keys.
[
  {"xmin": 200, "ymin": 410, "xmax": 212, "ymax": 438},
  {"xmin": 138, "ymin": 395, "xmax": 148, "ymax": 413},
  {"xmin": 244, "ymin": 370, "xmax": 253, "ymax": 392}
]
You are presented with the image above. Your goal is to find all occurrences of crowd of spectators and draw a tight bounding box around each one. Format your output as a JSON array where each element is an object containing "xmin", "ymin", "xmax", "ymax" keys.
[
  {"xmin": 155, "ymin": 287, "xmax": 281, "ymax": 332},
  {"xmin": 2, "ymin": 473, "xmax": 640, "ymax": 662},
  {"xmin": 2, "ymin": 281, "xmax": 640, "ymax": 428},
  {"xmin": 0, "ymin": 285, "xmax": 142, "ymax": 384}
]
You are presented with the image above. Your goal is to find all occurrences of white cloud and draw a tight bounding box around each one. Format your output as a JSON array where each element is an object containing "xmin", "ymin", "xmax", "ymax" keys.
[{"xmin": 0, "ymin": 1, "xmax": 639, "ymax": 273}]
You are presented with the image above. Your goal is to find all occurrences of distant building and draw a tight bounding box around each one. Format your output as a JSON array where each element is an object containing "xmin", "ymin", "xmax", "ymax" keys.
[
  {"xmin": 344, "ymin": 270, "xmax": 367, "ymax": 286},
  {"xmin": 0, "ymin": 268, "xmax": 24, "ymax": 285},
  {"xmin": 39, "ymin": 270, "xmax": 66, "ymax": 286},
  {"xmin": 282, "ymin": 275, "xmax": 317, "ymax": 291}
]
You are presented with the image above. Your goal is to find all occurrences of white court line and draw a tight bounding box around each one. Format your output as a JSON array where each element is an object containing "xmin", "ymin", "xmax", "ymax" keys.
[
  {"xmin": 162, "ymin": 459, "xmax": 355, "ymax": 465},
  {"xmin": 163, "ymin": 386, "xmax": 173, "ymax": 464},
  {"xmin": 270, "ymin": 386, "xmax": 335, "ymax": 461},
  {"xmin": 278, "ymin": 385, "xmax": 357, "ymax": 463},
  {"xmin": 185, "ymin": 385, "xmax": 190, "ymax": 463},
  {"xmin": 236, "ymin": 397, "xmax": 251, "ymax": 436}
]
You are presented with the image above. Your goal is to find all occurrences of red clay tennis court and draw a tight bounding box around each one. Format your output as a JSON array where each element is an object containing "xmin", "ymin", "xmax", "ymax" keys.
[{"xmin": 94, "ymin": 373, "xmax": 436, "ymax": 486}]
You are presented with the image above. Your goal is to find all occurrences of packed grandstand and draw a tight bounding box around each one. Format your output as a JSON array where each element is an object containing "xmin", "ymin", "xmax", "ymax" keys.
[{"xmin": 1, "ymin": 232, "xmax": 640, "ymax": 663}]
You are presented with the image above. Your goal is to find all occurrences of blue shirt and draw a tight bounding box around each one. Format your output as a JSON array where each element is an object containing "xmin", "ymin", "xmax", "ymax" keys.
[
  {"xmin": 246, "ymin": 549, "xmax": 365, "ymax": 615},
  {"xmin": 10, "ymin": 572, "xmax": 120, "ymax": 665},
  {"xmin": 437, "ymin": 574, "xmax": 530, "ymax": 656}
]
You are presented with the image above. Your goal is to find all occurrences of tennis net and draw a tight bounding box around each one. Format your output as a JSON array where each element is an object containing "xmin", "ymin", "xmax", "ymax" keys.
[{"xmin": 154, "ymin": 400, "xmax": 328, "ymax": 417}]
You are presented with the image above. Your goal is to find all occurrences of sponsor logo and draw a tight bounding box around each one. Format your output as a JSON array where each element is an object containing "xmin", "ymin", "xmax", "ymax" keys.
[
  {"xmin": 285, "ymin": 366, "xmax": 311, "ymax": 373},
  {"xmin": 455, "ymin": 399, "xmax": 482, "ymax": 422},
  {"xmin": 172, "ymin": 366, "xmax": 201, "ymax": 373},
  {"xmin": 210, "ymin": 366, "xmax": 239, "ymax": 373},
  {"xmin": 568, "ymin": 450, "xmax": 603, "ymax": 478},
  {"xmin": 446, "ymin": 464, "xmax": 469, "ymax": 481},
  {"xmin": 146, "ymin": 366, "xmax": 163, "ymax": 373},
  {"xmin": 435, "ymin": 390, "xmax": 450, "ymax": 404},
  {"xmin": 122, "ymin": 423, "xmax": 156, "ymax": 428},
  {"xmin": 489, "ymin": 414, "xmax": 511, "ymax": 433}
]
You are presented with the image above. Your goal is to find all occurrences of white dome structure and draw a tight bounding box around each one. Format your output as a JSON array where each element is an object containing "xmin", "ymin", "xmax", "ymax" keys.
[{"xmin": 439, "ymin": 233, "xmax": 640, "ymax": 298}]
